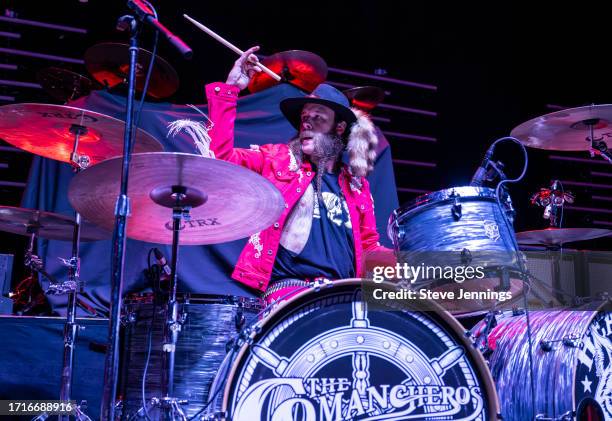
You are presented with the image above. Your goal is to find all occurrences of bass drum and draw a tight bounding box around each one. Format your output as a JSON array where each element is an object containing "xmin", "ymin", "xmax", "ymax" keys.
[
  {"xmin": 472, "ymin": 302, "xmax": 612, "ymax": 420},
  {"xmin": 207, "ymin": 280, "xmax": 499, "ymax": 421}
]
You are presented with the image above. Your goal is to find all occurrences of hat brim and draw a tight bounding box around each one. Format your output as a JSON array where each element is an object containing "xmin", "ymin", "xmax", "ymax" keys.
[{"xmin": 280, "ymin": 97, "xmax": 357, "ymax": 130}]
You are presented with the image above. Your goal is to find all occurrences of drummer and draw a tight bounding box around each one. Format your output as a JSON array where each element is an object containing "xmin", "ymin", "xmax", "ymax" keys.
[{"xmin": 205, "ymin": 46, "xmax": 391, "ymax": 303}]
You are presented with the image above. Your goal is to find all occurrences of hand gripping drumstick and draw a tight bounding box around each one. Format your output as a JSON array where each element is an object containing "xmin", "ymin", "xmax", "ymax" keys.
[{"xmin": 183, "ymin": 14, "xmax": 281, "ymax": 82}]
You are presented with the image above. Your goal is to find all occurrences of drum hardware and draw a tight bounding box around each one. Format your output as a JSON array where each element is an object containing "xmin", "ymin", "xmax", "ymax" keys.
[
  {"xmin": 36, "ymin": 67, "xmax": 99, "ymax": 103},
  {"xmin": 539, "ymin": 334, "xmax": 581, "ymax": 352},
  {"xmin": 0, "ymin": 98, "xmax": 160, "ymax": 420},
  {"xmin": 84, "ymin": 42, "xmax": 181, "ymax": 99},
  {"xmin": 245, "ymin": 50, "xmax": 327, "ymax": 94},
  {"xmin": 0, "ymin": 103, "xmax": 163, "ymax": 166},
  {"xmin": 343, "ymin": 86, "xmax": 386, "ymax": 112},
  {"xmin": 534, "ymin": 411, "xmax": 574, "ymax": 421},
  {"xmin": 530, "ymin": 180, "xmax": 574, "ymax": 228}
]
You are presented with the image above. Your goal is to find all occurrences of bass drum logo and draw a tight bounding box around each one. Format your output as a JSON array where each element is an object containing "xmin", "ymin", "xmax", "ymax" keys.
[{"xmin": 225, "ymin": 285, "xmax": 496, "ymax": 420}]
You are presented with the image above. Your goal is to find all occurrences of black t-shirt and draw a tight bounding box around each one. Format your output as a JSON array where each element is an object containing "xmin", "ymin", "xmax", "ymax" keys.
[{"xmin": 271, "ymin": 172, "xmax": 356, "ymax": 281}]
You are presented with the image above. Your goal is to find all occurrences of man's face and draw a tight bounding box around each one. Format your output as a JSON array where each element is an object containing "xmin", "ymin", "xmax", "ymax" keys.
[{"xmin": 299, "ymin": 103, "xmax": 339, "ymax": 156}]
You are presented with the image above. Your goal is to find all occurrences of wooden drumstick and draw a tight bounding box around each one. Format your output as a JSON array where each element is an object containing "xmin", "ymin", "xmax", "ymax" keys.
[{"xmin": 183, "ymin": 14, "xmax": 282, "ymax": 82}]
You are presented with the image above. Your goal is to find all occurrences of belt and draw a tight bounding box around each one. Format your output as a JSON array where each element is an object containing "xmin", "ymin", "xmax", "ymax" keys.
[{"xmin": 262, "ymin": 279, "xmax": 312, "ymax": 300}]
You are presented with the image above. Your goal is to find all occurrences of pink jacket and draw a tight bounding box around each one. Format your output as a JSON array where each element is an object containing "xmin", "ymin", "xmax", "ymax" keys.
[{"xmin": 206, "ymin": 82, "xmax": 385, "ymax": 292}]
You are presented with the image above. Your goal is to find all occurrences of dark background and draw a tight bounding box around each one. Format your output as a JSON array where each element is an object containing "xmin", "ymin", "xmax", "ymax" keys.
[{"xmin": 2, "ymin": 1, "xmax": 611, "ymax": 288}]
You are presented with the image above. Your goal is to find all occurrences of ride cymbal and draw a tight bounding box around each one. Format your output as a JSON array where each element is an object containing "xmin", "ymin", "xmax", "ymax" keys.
[
  {"xmin": 511, "ymin": 104, "xmax": 612, "ymax": 151},
  {"xmin": 68, "ymin": 152, "xmax": 284, "ymax": 245}
]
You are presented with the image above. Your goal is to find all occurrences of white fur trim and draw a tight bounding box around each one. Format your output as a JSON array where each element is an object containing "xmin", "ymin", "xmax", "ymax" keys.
[
  {"xmin": 167, "ymin": 119, "xmax": 215, "ymax": 158},
  {"xmin": 346, "ymin": 108, "xmax": 378, "ymax": 177}
]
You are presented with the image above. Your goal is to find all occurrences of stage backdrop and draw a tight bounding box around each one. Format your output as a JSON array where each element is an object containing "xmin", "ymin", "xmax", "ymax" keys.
[{"xmin": 21, "ymin": 83, "xmax": 398, "ymax": 315}]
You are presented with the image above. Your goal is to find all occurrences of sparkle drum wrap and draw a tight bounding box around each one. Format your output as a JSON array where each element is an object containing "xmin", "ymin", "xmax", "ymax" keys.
[
  {"xmin": 474, "ymin": 303, "xmax": 612, "ymax": 420},
  {"xmin": 207, "ymin": 280, "xmax": 500, "ymax": 421},
  {"xmin": 120, "ymin": 293, "xmax": 263, "ymax": 420},
  {"xmin": 387, "ymin": 186, "xmax": 523, "ymax": 314}
]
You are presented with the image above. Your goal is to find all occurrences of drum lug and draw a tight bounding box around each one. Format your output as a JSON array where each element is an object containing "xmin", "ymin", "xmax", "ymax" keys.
[
  {"xmin": 451, "ymin": 197, "xmax": 462, "ymax": 220},
  {"xmin": 460, "ymin": 248, "xmax": 472, "ymax": 265},
  {"xmin": 235, "ymin": 308, "xmax": 245, "ymax": 330}
]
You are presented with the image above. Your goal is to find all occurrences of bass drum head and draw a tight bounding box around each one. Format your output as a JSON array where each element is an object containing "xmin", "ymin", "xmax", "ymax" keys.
[{"xmin": 221, "ymin": 280, "xmax": 499, "ymax": 420}]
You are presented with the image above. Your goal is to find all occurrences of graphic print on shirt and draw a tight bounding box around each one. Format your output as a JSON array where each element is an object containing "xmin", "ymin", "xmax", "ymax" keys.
[{"xmin": 313, "ymin": 191, "xmax": 352, "ymax": 229}]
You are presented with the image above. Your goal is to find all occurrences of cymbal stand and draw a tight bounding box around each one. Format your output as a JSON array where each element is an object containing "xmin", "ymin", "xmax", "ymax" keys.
[
  {"xmin": 136, "ymin": 185, "xmax": 206, "ymax": 420},
  {"xmin": 47, "ymin": 124, "xmax": 92, "ymax": 421}
]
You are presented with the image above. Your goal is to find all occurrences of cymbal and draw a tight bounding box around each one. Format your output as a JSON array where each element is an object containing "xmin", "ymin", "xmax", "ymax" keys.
[
  {"xmin": 0, "ymin": 206, "xmax": 111, "ymax": 242},
  {"xmin": 510, "ymin": 104, "xmax": 612, "ymax": 151},
  {"xmin": 515, "ymin": 227, "xmax": 612, "ymax": 246},
  {"xmin": 36, "ymin": 67, "xmax": 98, "ymax": 102},
  {"xmin": 343, "ymin": 86, "xmax": 385, "ymax": 111},
  {"xmin": 68, "ymin": 152, "xmax": 284, "ymax": 245},
  {"xmin": 0, "ymin": 103, "xmax": 162, "ymax": 165},
  {"xmin": 84, "ymin": 42, "xmax": 179, "ymax": 99},
  {"xmin": 248, "ymin": 50, "xmax": 328, "ymax": 94}
]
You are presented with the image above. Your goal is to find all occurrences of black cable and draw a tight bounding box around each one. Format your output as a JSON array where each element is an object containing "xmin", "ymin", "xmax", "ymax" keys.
[
  {"xmin": 130, "ymin": 247, "xmax": 158, "ymax": 421},
  {"xmin": 488, "ymin": 135, "xmax": 537, "ymax": 419}
]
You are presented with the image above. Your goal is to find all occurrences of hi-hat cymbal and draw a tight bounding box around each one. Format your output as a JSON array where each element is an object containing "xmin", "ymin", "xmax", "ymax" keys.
[
  {"xmin": 68, "ymin": 152, "xmax": 284, "ymax": 245},
  {"xmin": 0, "ymin": 103, "xmax": 162, "ymax": 165},
  {"xmin": 0, "ymin": 206, "xmax": 111, "ymax": 242},
  {"xmin": 36, "ymin": 67, "xmax": 98, "ymax": 103},
  {"xmin": 84, "ymin": 42, "xmax": 179, "ymax": 99},
  {"xmin": 515, "ymin": 227, "xmax": 612, "ymax": 246},
  {"xmin": 343, "ymin": 86, "xmax": 385, "ymax": 111},
  {"xmin": 248, "ymin": 50, "xmax": 328, "ymax": 94},
  {"xmin": 510, "ymin": 104, "xmax": 612, "ymax": 151}
]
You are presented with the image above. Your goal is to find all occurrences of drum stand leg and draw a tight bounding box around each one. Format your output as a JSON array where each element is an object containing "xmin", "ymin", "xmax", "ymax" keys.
[
  {"xmin": 39, "ymin": 129, "xmax": 93, "ymax": 421},
  {"xmin": 135, "ymin": 185, "xmax": 205, "ymax": 420}
]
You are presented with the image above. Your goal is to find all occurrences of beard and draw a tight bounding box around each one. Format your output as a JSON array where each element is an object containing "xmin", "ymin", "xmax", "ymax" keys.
[{"xmin": 289, "ymin": 131, "xmax": 345, "ymax": 209}]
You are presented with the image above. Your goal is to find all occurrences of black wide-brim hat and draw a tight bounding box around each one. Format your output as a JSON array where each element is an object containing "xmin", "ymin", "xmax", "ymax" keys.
[{"xmin": 280, "ymin": 83, "xmax": 357, "ymax": 130}]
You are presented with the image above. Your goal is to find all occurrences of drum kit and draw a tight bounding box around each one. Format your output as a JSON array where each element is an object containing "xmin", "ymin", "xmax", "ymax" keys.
[{"xmin": 0, "ymin": 32, "xmax": 611, "ymax": 421}]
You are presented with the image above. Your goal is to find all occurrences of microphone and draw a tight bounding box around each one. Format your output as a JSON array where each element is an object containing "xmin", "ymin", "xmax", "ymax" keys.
[
  {"xmin": 470, "ymin": 145, "xmax": 495, "ymax": 186},
  {"xmin": 153, "ymin": 248, "xmax": 172, "ymax": 278},
  {"xmin": 127, "ymin": 0, "xmax": 193, "ymax": 59}
]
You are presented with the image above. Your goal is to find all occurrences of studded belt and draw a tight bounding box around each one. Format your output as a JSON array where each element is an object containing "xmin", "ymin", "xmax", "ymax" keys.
[{"xmin": 262, "ymin": 279, "xmax": 312, "ymax": 300}]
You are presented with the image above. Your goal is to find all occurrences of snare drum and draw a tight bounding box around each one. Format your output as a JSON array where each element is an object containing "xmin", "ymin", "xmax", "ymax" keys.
[
  {"xmin": 387, "ymin": 186, "xmax": 524, "ymax": 315},
  {"xmin": 119, "ymin": 293, "xmax": 263, "ymax": 420},
  {"xmin": 472, "ymin": 302, "xmax": 612, "ymax": 420},
  {"xmin": 206, "ymin": 279, "xmax": 499, "ymax": 420}
]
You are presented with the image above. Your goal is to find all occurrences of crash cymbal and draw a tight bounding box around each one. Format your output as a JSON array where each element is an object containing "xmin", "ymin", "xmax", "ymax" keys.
[
  {"xmin": 515, "ymin": 227, "xmax": 612, "ymax": 246},
  {"xmin": 343, "ymin": 86, "xmax": 385, "ymax": 111},
  {"xmin": 248, "ymin": 50, "xmax": 328, "ymax": 94},
  {"xmin": 36, "ymin": 67, "xmax": 98, "ymax": 103},
  {"xmin": 0, "ymin": 206, "xmax": 111, "ymax": 242},
  {"xmin": 510, "ymin": 104, "xmax": 612, "ymax": 151},
  {"xmin": 68, "ymin": 152, "xmax": 284, "ymax": 245},
  {"xmin": 0, "ymin": 103, "xmax": 162, "ymax": 165},
  {"xmin": 84, "ymin": 42, "xmax": 179, "ymax": 99}
]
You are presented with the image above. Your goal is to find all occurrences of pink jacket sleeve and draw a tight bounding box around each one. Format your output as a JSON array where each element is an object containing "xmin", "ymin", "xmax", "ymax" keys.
[
  {"xmin": 360, "ymin": 178, "xmax": 396, "ymax": 273},
  {"xmin": 205, "ymin": 82, "xmax": 265, "ymax": 173}
]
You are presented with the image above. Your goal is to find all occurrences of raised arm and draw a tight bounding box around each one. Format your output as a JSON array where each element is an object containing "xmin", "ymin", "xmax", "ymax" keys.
[{"xmin": 206, "ymin": 46, "xmax": 266, "ymax": 173}]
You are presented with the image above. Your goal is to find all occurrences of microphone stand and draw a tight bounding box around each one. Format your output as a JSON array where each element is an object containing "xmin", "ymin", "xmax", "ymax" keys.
[
  {"xmin": 100, "ymin": 5, "xmax": 191, "ymax": 419},
  {"xmin": 99, "ymin": 14, "xmax": 139, "ymax": 421}
]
